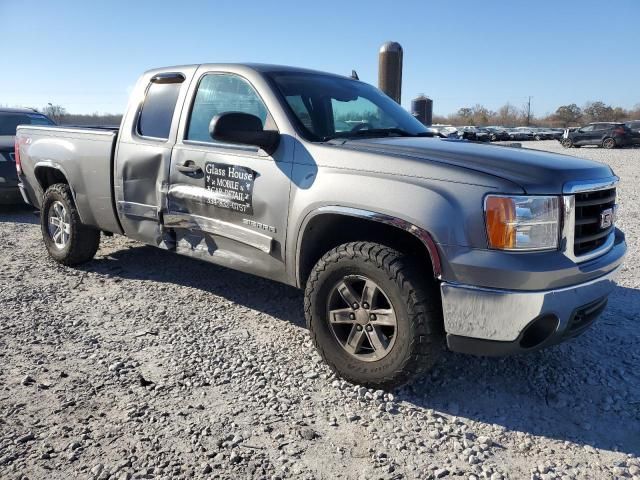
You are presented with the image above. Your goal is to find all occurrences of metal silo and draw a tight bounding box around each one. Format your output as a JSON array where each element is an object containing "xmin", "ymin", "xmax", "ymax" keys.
[
  {"xmin": 411, "ymin": 95, "xmax": 433, "ymax": 126},
  {"xmin": 378, "ymin": 41, "xmax": 403, "ymax": 104}
]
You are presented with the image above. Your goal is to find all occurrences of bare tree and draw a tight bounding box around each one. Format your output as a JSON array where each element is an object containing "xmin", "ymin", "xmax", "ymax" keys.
[
  {"xmin": 583, "ymin": 101, "xmax": 615, "ymax": 123},
  {"xmin": 553, "ymin": 104, "xmax": 583, "ymax": 127},
  {"xmin": 43, "ymin": 103, "xmax": 67, "ymax": 124}
]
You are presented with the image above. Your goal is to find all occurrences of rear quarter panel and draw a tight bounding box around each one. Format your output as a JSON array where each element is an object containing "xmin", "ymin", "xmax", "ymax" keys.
[{"xmin": 17, "ymin": 126, "xmax": 122, "ymax": 233}]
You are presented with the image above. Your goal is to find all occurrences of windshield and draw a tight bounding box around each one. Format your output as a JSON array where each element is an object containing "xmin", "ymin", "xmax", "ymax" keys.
[
  {"xmin": 0, "ymin": 112, "xmax": 54, "ymax": 135},
  {"xmin": 266, "ymin": 71, "xmax": 430, "ymax": 141}
]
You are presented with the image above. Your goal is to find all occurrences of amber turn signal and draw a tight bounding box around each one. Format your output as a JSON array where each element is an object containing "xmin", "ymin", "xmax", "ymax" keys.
[{"xmin": 485, "ymin": 196, "xmax": 516, "ymax": 249}]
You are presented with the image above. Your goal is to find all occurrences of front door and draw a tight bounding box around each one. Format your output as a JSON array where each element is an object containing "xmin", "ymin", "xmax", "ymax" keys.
[
  {"xmin": 574, "ymin": 125, "xmax": 595, "ymax": 145},
  {"xmin": 166, "ymin": 71, "xmax": 293, "ymax": 282}
]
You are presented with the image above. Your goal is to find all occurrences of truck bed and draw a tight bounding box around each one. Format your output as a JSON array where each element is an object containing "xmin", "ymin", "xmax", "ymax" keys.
[{"xmin": 16, "ymin": 125, "xmax": 123, "ymax": 234}]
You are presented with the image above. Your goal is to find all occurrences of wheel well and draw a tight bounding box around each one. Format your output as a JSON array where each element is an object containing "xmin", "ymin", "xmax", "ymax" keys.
[
  {"xmin": 35, "ymin": 166, "xmax": 68, "ymax": 191},
  {"xmin": 298, "ymin": 213, "xmax": 438, "ymax": 287}
]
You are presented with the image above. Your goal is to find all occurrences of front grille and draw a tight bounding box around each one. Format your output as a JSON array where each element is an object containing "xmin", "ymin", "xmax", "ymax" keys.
[{"xmin": 573, "ymin": 188, "xmax": 616, "ymax": 256}]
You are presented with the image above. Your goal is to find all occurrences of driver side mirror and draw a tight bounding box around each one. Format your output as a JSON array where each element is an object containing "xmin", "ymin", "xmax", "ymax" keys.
[{"xmin": 209, "ymin": 112, "xmax": 280, "ymax": 155}]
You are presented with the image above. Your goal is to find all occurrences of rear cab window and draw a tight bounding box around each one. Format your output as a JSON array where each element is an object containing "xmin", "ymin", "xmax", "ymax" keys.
[{"xmin": 137, "ymin": 75, "xmax": 185, "ymax": 140}]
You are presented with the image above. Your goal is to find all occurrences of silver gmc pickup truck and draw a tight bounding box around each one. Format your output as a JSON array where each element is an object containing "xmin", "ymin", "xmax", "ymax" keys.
[{"xmin": 15, "ymin": 64, "xmax": 626, "ymax": 388}]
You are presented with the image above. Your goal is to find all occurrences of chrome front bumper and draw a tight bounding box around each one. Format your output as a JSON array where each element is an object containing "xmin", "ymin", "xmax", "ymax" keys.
[{"xmin": 441, "ymin": 266, "xmax": 620, "ymax": 353}]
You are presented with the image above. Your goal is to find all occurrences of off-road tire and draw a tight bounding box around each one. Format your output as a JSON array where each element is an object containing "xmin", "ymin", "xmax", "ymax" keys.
[
  {"xmin": 41, "ymin": 183, "xmax": 100, "ymax": 265},
  {"xmin": 305, "ymin": 242, "xmax": 444, "ymax": 389}
]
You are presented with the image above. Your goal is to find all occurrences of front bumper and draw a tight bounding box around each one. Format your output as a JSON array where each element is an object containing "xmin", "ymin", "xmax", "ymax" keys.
[{"xmin": 442, "ymin": 266, "xmax": 620, "ymax": 355}]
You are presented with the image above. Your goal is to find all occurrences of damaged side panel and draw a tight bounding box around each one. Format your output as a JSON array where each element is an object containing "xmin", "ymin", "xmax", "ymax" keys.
[{"xmin": 114, "ymin": 141, "xmax": 174, "ymax": 248}]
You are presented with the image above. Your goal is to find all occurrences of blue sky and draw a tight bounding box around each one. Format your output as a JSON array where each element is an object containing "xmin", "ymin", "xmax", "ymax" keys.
[{"xmin": 1, "ymin": 0, "xmax": 637, "ymax": 116}]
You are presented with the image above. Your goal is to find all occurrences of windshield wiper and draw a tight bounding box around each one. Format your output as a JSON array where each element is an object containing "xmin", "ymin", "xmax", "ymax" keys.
[{"xmin": 321, "ymin": 128, "xmax": 433, "ymax": 142}]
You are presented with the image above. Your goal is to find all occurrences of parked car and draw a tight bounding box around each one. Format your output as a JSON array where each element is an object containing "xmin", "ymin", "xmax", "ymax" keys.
[
  {"xmin": 514, "ymin": 127, "xmax": 549, "ymax": 140},
  {"xmin": 431, "ymin": 124, "xmax": 459, "ymax": 138},
  {"xmin": 563, "ymin": 122, "xmax": 632, "ymax": 149},
  {"xmin": 458, "ymin": 126, "xmax": 490, "ymax": 142},
  {"xmin": 483, "ymin": 127, "xmax": 510, "ymax": 141},
  {"xmin": 506, "ymin": 128, "xmax": 533, "ymax": 141},
  {"xmin": 474, "ymin": 128, "xmax": 493, "ymax": 142},
  {"xmin": 625, "ymin": 120, "xmax": 640, "ymax": 145},
  {"xmin": 0, "ymin": 108, "xmax": 55, "ymax": 204},
  {"xmin": 526, "ymin": 127, "xmax": 556, "ymax": 141},
  {"xmin": 549, "ymin": 128, "xmax": 565, "ymax": 140},
  {"xmin": 15, "ymin": 63, "xmax": 626, "ymax": 388}
]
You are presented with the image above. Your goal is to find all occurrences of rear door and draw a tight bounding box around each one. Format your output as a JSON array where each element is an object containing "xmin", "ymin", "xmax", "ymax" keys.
[
  {"xmin": 114, "ymin": 68, "xmax": 196, "ymax": 245},
  {"xmin": 166, "ymin": 69, "xmax": 293, "ymax": 281}
]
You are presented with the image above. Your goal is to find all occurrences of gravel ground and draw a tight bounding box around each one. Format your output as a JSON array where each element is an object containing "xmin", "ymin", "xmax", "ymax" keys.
[{"xmin": 1, "ymin": 140, "xmax": 639, "ymax": 480}]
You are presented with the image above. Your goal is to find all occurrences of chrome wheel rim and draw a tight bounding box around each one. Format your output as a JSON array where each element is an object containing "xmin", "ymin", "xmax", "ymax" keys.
[
  {"xmin": 48, "ymin": 201, "xmax": 70, "ymax": 249},
  {"xmin": 326, "ymin": 275, "xmax": 397, "ymax": 362}
]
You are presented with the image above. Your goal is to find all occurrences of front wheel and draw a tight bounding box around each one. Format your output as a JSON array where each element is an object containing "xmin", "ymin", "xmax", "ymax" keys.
[
  {"xmin": 41, "ymin": 183, "xmax": 100, "ymax": 265},
  {"xmin": 602, "ymin": 138, "xmax": 616, "ymax": 149},
  {"xmin": 305, "ymin": 242, "xmax": 444, "ymax": 389}
]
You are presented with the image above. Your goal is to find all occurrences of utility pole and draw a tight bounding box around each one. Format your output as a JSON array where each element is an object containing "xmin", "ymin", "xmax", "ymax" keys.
[{"xmin": 526, "ymin": 96, "xmax": 532, "ymax": 126}]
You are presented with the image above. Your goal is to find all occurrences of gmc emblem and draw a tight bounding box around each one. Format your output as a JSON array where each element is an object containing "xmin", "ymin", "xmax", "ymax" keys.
[{"xmin": 600, "ymin": 207, "xmax": 614, "ymax": 229}]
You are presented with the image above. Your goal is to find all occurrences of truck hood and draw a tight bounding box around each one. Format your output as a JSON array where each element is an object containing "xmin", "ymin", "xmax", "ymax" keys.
[{"xmin": 337, "ymin": 137, "xmax": 613, "ymax": 194}]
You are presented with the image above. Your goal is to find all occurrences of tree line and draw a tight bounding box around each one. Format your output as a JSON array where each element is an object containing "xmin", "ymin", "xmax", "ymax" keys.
[
  {"xmin": 433, "ymin": 101, "xmax": 640, "ymax": 128},
  {"xmin": 40, "ymin": 104, "xmax": 122, "ymax": 127},
  {"xmin": 37, "ymin": 100, "xmax": 640, "ymax": 129}
]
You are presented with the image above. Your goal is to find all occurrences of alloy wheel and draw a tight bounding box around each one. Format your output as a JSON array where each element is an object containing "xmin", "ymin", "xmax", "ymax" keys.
[
  {"xmin": 48, "ymin": 200, "xmax": 71, "ymax": 249},
  {"xmin": 326, "ymin": 275, "xmax": 397, "ymax": 362}
]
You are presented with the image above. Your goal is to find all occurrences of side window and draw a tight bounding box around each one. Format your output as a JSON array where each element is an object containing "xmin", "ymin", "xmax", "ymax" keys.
[
  {"xmin": 581, "ymin": 125, "xmax": 594, "ymax": 132},
  {"xmin": 138, "ymin": 82, "xmax": 182, "ymax": 139},
  {"xmin": 187, "ymin": 74, "xmax": 268, "ymax": 143}
]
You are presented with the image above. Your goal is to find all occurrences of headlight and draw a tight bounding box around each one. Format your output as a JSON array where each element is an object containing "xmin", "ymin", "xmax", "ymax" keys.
[{"xmin": 484, "ymin": 195, "xmax": 560, "ymax": 251}]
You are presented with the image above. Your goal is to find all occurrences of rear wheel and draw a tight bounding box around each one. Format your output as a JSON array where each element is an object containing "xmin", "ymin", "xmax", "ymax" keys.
[
  {"xmin": 562, "ymin": 138, "xmax": 573, "ymax": 148},
  {"xmin": 41, "ymin": 183, "xmax": 100, "ymax": 265},
  {"xmin": 305, "ymin": 242, "xmax": 444, "ymax": 389},
  {"xmin": 602, "ymin": 138, "xmax": 616, "ymax": 149},
  {"xmin": 534, "ymin": 135, "xmax": 541, "ymax": 141}
]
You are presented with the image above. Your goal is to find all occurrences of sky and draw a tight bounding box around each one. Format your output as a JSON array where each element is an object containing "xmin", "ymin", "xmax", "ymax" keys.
[{"xmin": 1, "ymin": 0, "xmax": 638, "ymax": 117}]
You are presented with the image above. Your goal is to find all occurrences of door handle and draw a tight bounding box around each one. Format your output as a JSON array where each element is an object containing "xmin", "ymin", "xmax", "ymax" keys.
[{"xmin": 176, "ymin": 161, "xmax": 202, "ymax": 175}]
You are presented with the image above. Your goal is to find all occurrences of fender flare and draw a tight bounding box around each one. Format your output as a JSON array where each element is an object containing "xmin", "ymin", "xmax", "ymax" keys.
[
  {"xmin": 33, "ymin": 161, "xmax": 81, "ymax": 213},
  {"xmin": 295, "ymin": 206, "xmax": 442, "ymax": 286}
]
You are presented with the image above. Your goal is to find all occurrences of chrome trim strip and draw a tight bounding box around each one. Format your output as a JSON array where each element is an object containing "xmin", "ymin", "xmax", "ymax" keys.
[
  {"xmin": 117, "ymin": 201, "xmax": 159, "ymax": 220},
  {"xmin": 563, "ymin": 176, "xmax": 619, "ymax": 194},
  {"xmin": 16, "ymin": 125, "xmax": 118, "ymax": 136},
  {"xmin": 310, "ymin": 206, "xmax": 442, "ymax": 278},
  {"xmin": 441, "ymin": 266, "xmax": 619, "ymax": 342},
  {"xmin": 164, "ymin": 212, "xmax": 272, "ymax": 253}
]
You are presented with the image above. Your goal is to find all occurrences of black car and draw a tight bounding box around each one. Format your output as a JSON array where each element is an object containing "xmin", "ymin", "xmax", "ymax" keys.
[
  {"xmin": 459, "ymin": 126, "xmax": 491, "ymax": 142},
  {"xmin": 562, "ymin": 122, "xmax": 632, "ymax": 149},
  {"xmin": 483, "ymin": 127, "xmax": 510, "ymax": 141},
  {"xmin": 0, "ymin": 108, "xmax": 55, "ymax": 204},
  {"xmin": 626, "ymin": 120, "xmax": 640, "ymax": 145}
]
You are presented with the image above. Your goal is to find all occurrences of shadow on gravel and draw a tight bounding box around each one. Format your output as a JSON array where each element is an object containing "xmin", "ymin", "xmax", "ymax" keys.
[
  {"xmin": 0, "ymin": 203, "xmax": 38, "ymax": 224},
  {"xmin": 82, "ymin": 244, "xmax": 305, "ymax": 327},
  {"xmin": 398, "ymin": 285, "xmax": 640, "ymax": 456},
  {"xmin": 80, "ymin": 244, "xmax": 639, "ymax": 455}
]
